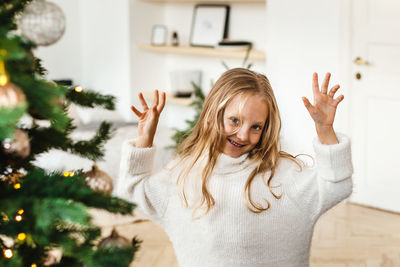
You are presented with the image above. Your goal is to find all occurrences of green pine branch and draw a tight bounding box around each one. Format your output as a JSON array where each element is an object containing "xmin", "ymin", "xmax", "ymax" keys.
[
  {"xmin": 169, "ymin": 82, "xmax": 204, "ymax": 149},
  {"xmin": 66, "ymin": 87, "xmax": 116, "ymax": 110},
  {"xmin": 0, "ymin": 169, "xmax": 136, "ymax": 266},
  {"xmin": 0, "ymin": 104, "xmax": 27, "ymax": 140},
  {"xmin": 0, "ymin": 1, "xmax": 33, "ymax": 32},
  {"xmin": 0, "ymin": 2, "xmax": 139, "ymax": 265}
]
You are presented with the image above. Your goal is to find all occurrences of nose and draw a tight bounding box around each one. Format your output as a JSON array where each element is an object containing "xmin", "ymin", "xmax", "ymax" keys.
[{"xmin": 236, "ymin": 126, "xmax": 250, "ymax": 142}]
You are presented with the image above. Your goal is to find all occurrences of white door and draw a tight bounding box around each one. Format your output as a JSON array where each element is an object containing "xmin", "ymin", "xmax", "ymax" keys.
[{"xmin": 349, "ymin": 0, "xmax": 400, "ymax": 212}]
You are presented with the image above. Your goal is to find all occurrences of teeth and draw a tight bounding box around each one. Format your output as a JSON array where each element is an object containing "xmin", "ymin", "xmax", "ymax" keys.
[{"xmin": 229, "ymin": 139, "xmax": 244, "ymax": 147}]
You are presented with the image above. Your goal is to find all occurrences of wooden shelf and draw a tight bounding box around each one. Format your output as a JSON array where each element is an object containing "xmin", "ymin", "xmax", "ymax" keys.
[
  {"xmin": 143, "ymin": 92, "xmax": 192, "ymax": 106},
  {"xmin": 138, "ymin": 45, "xmax": 266, "ymax": 61}
]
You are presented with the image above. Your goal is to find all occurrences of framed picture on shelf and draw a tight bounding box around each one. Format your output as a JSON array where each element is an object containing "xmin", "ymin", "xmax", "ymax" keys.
[
  {"xmin": 190, "ymin": 4, "xmax": 230, "ymax": 48},
  {"xmin": 151, "ymin": 25, "xmax": 167, "ymax": 46}
]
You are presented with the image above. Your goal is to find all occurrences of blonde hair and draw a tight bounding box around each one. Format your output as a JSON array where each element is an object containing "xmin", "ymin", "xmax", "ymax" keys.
[{"xmin": 175, "ymin": 68, "xmax": 302, "ymax": 218}]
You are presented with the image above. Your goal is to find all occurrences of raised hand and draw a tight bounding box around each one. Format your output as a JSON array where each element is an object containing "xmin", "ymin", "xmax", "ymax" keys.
[
  {"xmin": 131, "ymin": 90, "xmax": 166, "ymax": 147},
  {"xmin": 302, "ymin": 73, "xmax": 343, "ymax": 144}
]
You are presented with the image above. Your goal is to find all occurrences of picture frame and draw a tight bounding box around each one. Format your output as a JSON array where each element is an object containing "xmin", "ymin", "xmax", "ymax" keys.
[
  {"xmin": 190, "ymin": 4, "xmax": 230, "ymax": 48},
  {"xmin": 151, "ymin": 25, "xmax": 167, "ymax": 46}
]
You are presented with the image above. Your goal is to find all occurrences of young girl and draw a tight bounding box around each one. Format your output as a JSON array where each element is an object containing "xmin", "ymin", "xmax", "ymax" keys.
[{"xmin": 117, "ymin": 68, "xmax": 353, "ymax": 267}]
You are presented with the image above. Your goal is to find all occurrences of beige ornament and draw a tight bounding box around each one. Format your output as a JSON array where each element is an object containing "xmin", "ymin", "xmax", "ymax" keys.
[
  {"xmin": 0, "ymin": 82, "xmax": 26, "ymax": 108},
  {"xmin": 2, "ymin": 129, "xmax": 30, "ymax": 158},
  {"xmin": 98, "ymin": 228, "xmax": 130, "ymax": 248},
  {"xmin": 0, "ymin": 52, "xmax": 26, "ymax": 108},
  {"xmin": 84, "ymin": 163, "xmax": 113, "ymax": 194},
  {"xmin": 43, "ymin": 248, "xmax": 62, "ymax": 266}
]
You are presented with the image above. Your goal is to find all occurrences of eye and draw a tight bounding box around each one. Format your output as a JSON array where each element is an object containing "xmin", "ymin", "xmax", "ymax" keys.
[
  {"xmin": 230, "ymin": 117, "xmax": 239, "ymax": 125},
  {"xmin": 252, "ymin": 125, "xmax": 263, "ymax": 131}
]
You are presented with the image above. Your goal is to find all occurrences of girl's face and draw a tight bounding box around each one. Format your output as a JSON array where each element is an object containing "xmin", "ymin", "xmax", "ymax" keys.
[{"xmin": 221, "ymin": 94, "xmax": 268, "ymax": 158}]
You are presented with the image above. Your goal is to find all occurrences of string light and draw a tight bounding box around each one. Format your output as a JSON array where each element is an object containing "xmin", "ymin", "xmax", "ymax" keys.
[
  {"xmin": 17, "ymin": 233, "xmax": 26, "ymax": 241},
  {"xmin": 63, "ymin": 171, "xmax": 75, "ymax": 177},
  {"xmin": 2, "ymin": 215, "xmax": 8, "ymax": 221},
  {"xmin": 74, "ymin": 86, "xmax": 83, "ymax": 93},
  {"xmin": 31, "ymin": 264, "xmax": 37, "ymax": 267},
  {"xmin": 0, "ymin": 50, "xmax": 8, "ymax": 86},
  {"xmin": 3, "ymin": 249, "xmax": 13, "ymax": 259},
  {"xmin": 17, "ymin": 209, "xmax": 24, "ymax": 215},
  {"xmin": 15, "ymin": 215, "xmax": 22, "ymax": 222},
  {"xmin": 13, "ymin": 183, "xmax": 21, "ymax": 189},
  {"xmin": 0, "ymin": 74, "xmax": 7, "ymax": 86}
]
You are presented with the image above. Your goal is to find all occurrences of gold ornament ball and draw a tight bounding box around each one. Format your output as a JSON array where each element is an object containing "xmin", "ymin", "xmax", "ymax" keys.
[
  {"xmin": 84, "ymin": 163, "xmax": 113, "ymax": 194},
  {"xmin": 0, "ymin": 82, "xmax": 26, "ymax": 108},
  {"xmin": 98, "ymin": 228, "xmax": 131, "ymax": 248},
  {"xmin": 2, "ymin": 129, "xmax": 31, "ymax": 158}
]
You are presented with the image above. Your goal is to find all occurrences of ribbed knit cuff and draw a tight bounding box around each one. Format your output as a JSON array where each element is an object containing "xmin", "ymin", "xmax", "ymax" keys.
[
  {"xmin": 312, "ymin": 133, "xmax": 353, "ymax": 182},
  {"xmin": 121, "ymin": 139, "xmax": 156, "ymax": 175}
]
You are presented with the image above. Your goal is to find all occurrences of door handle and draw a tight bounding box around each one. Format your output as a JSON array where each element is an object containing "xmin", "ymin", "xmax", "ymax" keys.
[{"xmin": 354, "ymin": 57, "xmax": 369, "ymax": 66}]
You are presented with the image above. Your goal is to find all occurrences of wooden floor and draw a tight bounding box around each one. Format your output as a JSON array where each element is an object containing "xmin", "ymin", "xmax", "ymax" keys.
[{"xmin": 102, "ymin": 203, "xmax": 400, "ymax": 267}]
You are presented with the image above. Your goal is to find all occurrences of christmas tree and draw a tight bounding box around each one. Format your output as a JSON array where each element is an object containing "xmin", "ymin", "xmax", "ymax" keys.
[{"xmin": 1, "ymin": 1, "xmax": 139, "ymax": 266}]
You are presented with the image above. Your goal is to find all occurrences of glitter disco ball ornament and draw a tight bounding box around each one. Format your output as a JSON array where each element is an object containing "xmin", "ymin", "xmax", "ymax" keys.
[{"xmin": 19, "ymin": 0, "xmax": 66, "ymax": 46}]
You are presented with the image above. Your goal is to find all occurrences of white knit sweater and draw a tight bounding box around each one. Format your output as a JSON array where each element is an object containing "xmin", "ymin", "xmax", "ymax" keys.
[{"xmin": 116, "ymin": 134, "xmax": 353, "ymax": 267}]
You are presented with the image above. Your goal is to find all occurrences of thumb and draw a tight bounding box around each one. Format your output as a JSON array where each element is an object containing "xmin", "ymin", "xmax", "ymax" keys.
[{"xmin": 302, "ymin": 97, "xmax": 314, "ymax": 114}]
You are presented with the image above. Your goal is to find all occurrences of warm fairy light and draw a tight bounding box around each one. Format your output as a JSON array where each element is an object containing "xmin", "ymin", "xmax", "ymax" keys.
[
  {"xmin": 3, "ymin": 142, "xmax": 11, "ymax": 150},
  {"xmin": 74, "ymin": 86, "xmax": 83, "ymax": 93},
  {"xmin": 3, "ymin": 249, "xmax": 13, "ymax": 258},
  {"xmin": 0, "ymin": 50, "xmax": 8, "ymax": 86},
  {"xmin": 31, "ymin": 264, "xmax": 37, "ymax": 267},
  {"xmin": 63, "ymin": 171, "xmax": 74, "ymax": 177},
  {"xmin": 13, "ymin": 183, "xmax": 21, "ymax": 189},
  {"xmin": 2, "ymin": 215, "xmax": 8, "ymax": 221},
  {"xmin": 17, "ymin": 233, "xmax": 26, "ymax": 241},
  {"xmin": 0, "ymin": 74, "xmax": 7, "ymax": 86},
  {"xmin": 17, "ymin": 209, "xmax": 24, "ymax": 215},
  {"xmin": 15, "ymin": 215, "xmax": 22, "ymax": 222}
]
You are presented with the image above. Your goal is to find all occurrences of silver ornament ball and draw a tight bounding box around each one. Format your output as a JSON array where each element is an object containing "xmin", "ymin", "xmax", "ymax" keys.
[{"xmin": 19, "ymin": 0, "xmax": 66, "ymax": 46}]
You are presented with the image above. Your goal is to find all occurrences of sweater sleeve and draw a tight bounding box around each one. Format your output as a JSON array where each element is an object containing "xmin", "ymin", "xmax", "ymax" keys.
[
  {"xmin": 289, "ymin": 133, "xmax": 353, "ymax": 222},
  {"xmin": 311, "ymin": 133, "xmax": 353, "ymax": 220},
  {"xmin": 116, "ymin": 139, "xmax": 171, "ymax": 224}
]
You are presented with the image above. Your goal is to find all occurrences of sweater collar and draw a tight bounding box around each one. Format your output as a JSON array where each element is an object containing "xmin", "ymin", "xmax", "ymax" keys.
[{"xmin": 214, "ymin": 152, "xmax": 252, "ymax": 175}]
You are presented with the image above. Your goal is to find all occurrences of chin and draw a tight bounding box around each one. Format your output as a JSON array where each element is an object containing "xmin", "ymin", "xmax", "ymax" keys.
[{"xmin": 224, "ymin": 151, "xmax": 243, "ymax": 158}]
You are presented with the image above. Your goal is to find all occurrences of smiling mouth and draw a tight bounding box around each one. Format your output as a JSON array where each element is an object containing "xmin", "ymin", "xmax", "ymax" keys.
[{"xmin": 228, "ymin": 138, "xmax": 246, "ymax": 148}]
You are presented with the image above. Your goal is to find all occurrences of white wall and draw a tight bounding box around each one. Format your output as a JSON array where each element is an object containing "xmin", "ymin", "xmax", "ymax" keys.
[
  {"xmin": 130, "ymin": 0, "xmax": 166, "ymax": 97},
  {"xmin": 162, "ymin": 3, "xmax": 267, "ymax": 95},
  {"xmin": 265, "ymin": 0, "xmax": 350, "ymax": 154},
  {"xmin": 36, "ymin": 0, "xmax": 132, "ymax": 121},
  {"xmin": 34, "ymin": 0, "xmax": 351, "ymax": 140},
  {"xmin": 35, "ymin": 0, "xmax": 82, "ymax": 84},
  {"xmin": 80, "ymin": 0, "xmax": 131, "ymax": 120}
]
